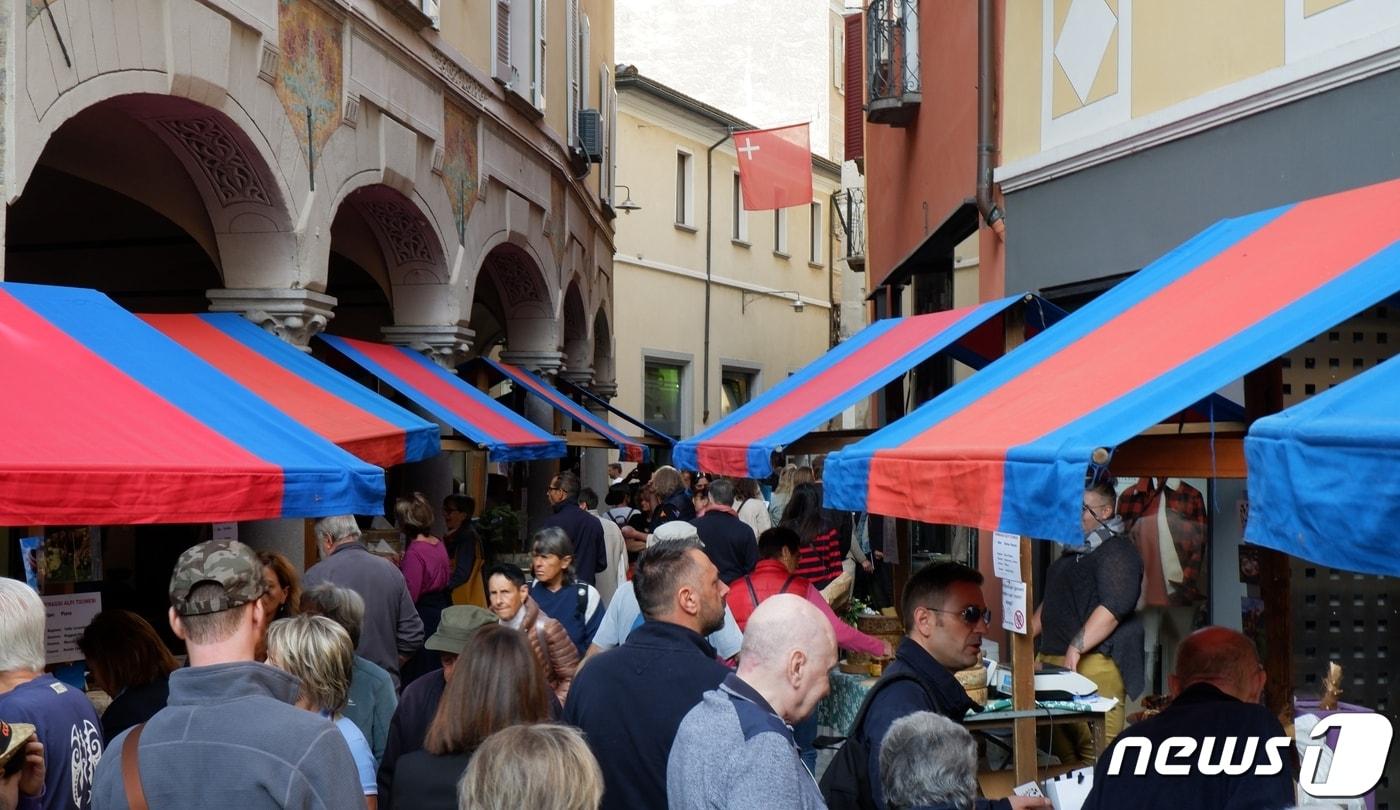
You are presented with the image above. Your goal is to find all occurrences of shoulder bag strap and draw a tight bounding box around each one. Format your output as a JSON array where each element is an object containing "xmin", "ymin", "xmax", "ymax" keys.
[
  {"xmin": 780, "ymin": 574, "xmax": 799, "ymax": 595},
  {"xmin": 121, "ymin": 722, "xmax": 150, "ymax": 810},
  {"xmin": 745, "ymin": 575, "xmax": 759, "ymax": 608}
]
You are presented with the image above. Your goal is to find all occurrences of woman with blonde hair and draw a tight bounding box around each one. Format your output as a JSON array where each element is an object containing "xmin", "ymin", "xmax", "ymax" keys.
[
  {"xmin": 398, "ymin": 491, "xmax": 452, "ymax": 683},
  {"xmin": 767, "ymin": 464, "xmax": 800, "ymax": 526},
  {"xmin": 395, "ymin": 624, "xmax": 552, "ymax": 809},
  {"xmin": 457, "ymin": 724, "xmax": 602, "ymax": 810},
  {"xmin": 266, "ymin": 614, "xmax": 378, "ymax": 808}
]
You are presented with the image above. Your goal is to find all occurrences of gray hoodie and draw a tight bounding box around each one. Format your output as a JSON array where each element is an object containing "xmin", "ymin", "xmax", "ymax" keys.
[{"xmin": 92, "ymin": 662, "xmax": 364, "ymax": 809}]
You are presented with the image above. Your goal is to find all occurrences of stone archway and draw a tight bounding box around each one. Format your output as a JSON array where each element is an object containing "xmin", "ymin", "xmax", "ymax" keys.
[
  {"xmin": 475, "ymin": 241, "xmax": 562, "ymax": 375},
  {"xmin": 591, "ymin": 307, "xmax": 617, "ymax": 398},
  {"xmin": 561, "ymin": 277, "xmax": 592, "ymax": 382}
]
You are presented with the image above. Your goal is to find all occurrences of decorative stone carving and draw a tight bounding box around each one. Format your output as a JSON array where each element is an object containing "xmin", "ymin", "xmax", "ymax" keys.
[
  {"xmin": 558, "ymin": 368, "xmax": 594, "ymax": 387},
  {"xmin": 258, "ymin": 42, "xmax": 280, "ymax": 84},
  {"xmin": 207, "ymin": 288, "xmax": 337, "ymax": 349},
  {"xmin": 360, "ymin": 200, "xmax": 434, "ymax": 265},
  {"xmin": 343, "ymin": 95, "xmax": 361, "ymax": 128},
  {"xmin": 483, "ymin": 246, "xmax": 548, "ymax": 308},
  {"xmin": 382, "ymin": 324, "xmax": 474, "ymax": 368},
  {"xmin": 499, "ymin": 349, "xmax": 566, "ymax": 378},
  {"xmin": 158, "ymin": 117, "xmax": 273, "ymax": 206},
  {"xmin": 589, "ymin": 380, "xmax": 619, "ymax": 401},
  {"xmin": 430, "ymin": 47, "xmax": 490, "ymax": 107}
]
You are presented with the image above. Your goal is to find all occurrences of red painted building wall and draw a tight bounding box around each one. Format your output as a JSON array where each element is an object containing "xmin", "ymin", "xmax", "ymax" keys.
[{"xmin": 864, "ymin": 1, "xmax": 980, "ymax": 288}]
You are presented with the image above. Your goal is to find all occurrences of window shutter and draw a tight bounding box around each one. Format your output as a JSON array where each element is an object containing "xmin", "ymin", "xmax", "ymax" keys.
[
  {"xmin": 600, "ymin": 65, "xmax": 612, "ymax": 202},
  {"xmin": 581, "ymin": 15, "xmax": 591, "ymax": 110},
  {"xmin": 495, "ymin": 0, "xmax": 512, "ymax": 80},
  {"xmin": 844, "ymin": 12, "xmax": 863, "ymax": 161},
  {"xmin": 567, "ymin": 0, "xmax": 579, "ymax": 142},
  {"xmin": 533, "ymin": 0, "xmax": 546, "ymax": 107},
  {"xmin": 607, "ymin": 85, "xmax": 618, "ymax": 202}
]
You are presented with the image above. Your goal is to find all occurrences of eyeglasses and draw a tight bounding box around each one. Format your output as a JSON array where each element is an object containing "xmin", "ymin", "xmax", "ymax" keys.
[
  {"xmin": 929, "ymin": 605, "xmax": 993, "ymax": 627},
  {"xmin": 548, "ymin": 486, "xmax": 564, "ymax": 493}
]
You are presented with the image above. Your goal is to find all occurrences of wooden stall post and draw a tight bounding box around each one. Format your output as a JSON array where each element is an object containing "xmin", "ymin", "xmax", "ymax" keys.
[{"xmin": 1012, "ymin": 534, "xmax": 1037, "ymax": 785}]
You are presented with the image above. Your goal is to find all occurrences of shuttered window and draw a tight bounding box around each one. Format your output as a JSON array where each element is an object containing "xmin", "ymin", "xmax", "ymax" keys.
[
  {"xmin": 844, "ymin": 12, "xmax": 863, "ymax": 161},
  {"xmin": 495, "ymin": 0, "xmax": 511, "ymax": 80}
]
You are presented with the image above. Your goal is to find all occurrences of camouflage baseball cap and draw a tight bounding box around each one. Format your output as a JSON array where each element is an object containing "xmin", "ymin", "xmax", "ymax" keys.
[{"xmin": 169, "ymin": 539, "xmax": 266, "ymax": 617}]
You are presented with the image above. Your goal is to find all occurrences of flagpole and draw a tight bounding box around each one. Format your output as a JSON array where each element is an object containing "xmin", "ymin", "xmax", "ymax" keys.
[{"xmin": 702, "ymin": 127, "xmax": 732, "ymax": 426}]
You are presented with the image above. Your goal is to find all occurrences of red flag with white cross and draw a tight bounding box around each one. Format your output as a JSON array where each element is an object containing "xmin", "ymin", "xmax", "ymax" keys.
[{"xmin": 734, "ymin": 124, "xmax": 813, "ymax": 211}]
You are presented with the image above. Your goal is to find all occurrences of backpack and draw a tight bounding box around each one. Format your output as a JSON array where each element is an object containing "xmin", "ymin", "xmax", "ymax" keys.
[{"xmin": 818, "ymin": 671, "xmax": 939, "ymax": 810}]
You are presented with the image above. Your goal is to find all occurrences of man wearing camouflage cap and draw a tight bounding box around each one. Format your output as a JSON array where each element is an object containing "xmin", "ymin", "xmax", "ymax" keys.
[{"xmin": 92, "ymin": 539, "xmax": 365, "ymax": 809}]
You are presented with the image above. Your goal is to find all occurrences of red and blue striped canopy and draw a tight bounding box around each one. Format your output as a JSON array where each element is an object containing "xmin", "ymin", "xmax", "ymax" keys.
[
  {"xmin": 472, "ymin": 357, "xmax": 648, "ymax": 462},
  {"xmin": 0, "ymin": 283, "xmax": 385, "ymax": 524},
  {"xmin": 1246, "ymin": 356, "xmax": 1400, "ymax": 577},
  {"xmin": 143, "ymin": 313, "xmax": 440, "ymax": 468},
  {"xmin": 673, "ymin": 294, "xmax": 1064, "ymax": 478},
  {"xmin": 319, "ymin": 335, "xmax": 565, "ymax": 461},
  {"xmin": 825, "ymin": 177, "xmax": 1400, "ymax": 543}
]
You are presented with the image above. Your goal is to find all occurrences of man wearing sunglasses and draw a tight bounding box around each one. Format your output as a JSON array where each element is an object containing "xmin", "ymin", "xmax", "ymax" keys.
[
  {"xmin": 1033, "ymin": 481, "xmax": 1144, "ymax": 766},
  {"xmin": 827, "ymin": 562, "xmax": 1050, "ymax": 810}
]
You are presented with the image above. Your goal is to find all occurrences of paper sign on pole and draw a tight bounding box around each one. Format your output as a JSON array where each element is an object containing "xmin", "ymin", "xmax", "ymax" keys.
[
  {"xmin": 1002, "ymin": 580, "xmax": 1029, "ymax": 635},
  {"xmin": 993, "ymin": 531, "xmax": 1023, "ymax": 582},
  {"xmin": 42, "ymin": 593, "xmax": 102, "ymax": 664},
  {"xmin": 212, "ymin": 523, "xmax": 238, "ymax": 541}
]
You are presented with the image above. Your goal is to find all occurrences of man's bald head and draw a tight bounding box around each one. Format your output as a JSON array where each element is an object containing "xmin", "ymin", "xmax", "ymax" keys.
[
  {"xmin": 736, "ymin": 594, "xmax": 837, "ymax": 724},
  {"xmin": 1171, "ymin": 626, "xmax": 1266, "ymax": 703}
]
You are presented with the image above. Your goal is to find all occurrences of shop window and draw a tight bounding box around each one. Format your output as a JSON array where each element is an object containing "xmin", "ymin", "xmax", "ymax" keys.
[
  {"xmin": 720, "ymin": 367, "xmax": 757, "ymax": 417},
  {"xmin": 644, "ymin": 358, "xmax": 688, "ymax": 437}
]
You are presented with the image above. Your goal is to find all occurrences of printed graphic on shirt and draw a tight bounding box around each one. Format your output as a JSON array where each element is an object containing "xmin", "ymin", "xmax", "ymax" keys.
[{"xmin": 70, "ymin": 718, "xmax": 102, "ymax": 807}]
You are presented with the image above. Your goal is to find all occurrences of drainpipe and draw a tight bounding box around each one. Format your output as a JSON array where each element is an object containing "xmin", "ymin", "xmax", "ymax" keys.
[
  {"xmin": 702, "ymin": 129, "xmax": 731, "ymax": 425},
  {"xmin": 977, "ymin": 0, "xmax": 1005, "ymax": 236}
]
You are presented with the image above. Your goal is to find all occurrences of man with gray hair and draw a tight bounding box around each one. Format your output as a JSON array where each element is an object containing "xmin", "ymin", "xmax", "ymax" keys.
[
  {"xmin": 690, "ymin": 477, "xmax": 759, "ymax": 584},
  {"xmin": 0, "ymin": 578, "xmax": 103, "ymax": 810},
  {"xmin": 304, "ymin": 514, "xmax": 424, "ymax": 686},
  {"xmin": 879, "ymin": 712, "xmax": 979, "ymax": 810},
  {"xmin": 299, "ymin": 583, "xmax": 397, "ymax": 764},
  {"xmin": 668, "ymin": 594, "xmax": 837, "ymax": 809},
  {"xmin": 92, "ymin": 540, "xmax": 363, "ymax": 809},
  {"xmin": 1081, "ymin": 626, "xmax": 1295, "ymax": 810}
]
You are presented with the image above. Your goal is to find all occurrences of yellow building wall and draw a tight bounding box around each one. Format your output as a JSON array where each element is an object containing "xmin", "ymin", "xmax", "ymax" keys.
[
  {"xmin": 612, "ymin": 100, "xmax": 840, "ymax": 437},
  {"xmin": 1001, "ymin": 0, "xmax": 1378, "ymax": 165},
  {"xmin": 440, "ymin": 0, "xmax": 492, "ymax": 72}
]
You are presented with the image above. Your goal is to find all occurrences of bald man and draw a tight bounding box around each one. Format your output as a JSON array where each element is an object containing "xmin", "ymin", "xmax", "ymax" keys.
[
  {"xmin": 667, "ymin": 594, "xmax": 837, "ymax": 810},
  {"xmin": 1082, "ymin": 626, "xmax": 1296, "ymax": 810}
]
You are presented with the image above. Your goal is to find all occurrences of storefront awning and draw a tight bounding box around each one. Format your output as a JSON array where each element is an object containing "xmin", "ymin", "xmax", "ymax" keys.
[
  {"xmin": 142, "ymin": 314, "xmax": 440, "ymax": 468},
  {"xmin": 319, "ymin": 335, "xmax": 565, "ymax": 461},
  {"xmin": 673, "ymin": 294, "xmax": 1065, "ymax": 478},
  {"xmin": 0, "ymin": 283, "xmax": 385, "ymax": 524},
  {"xmin": 825, "ymin": 177, "xmax": 1400, "ymax": 543},
  {"xmin": 468, "ymin": 357, "xmax": 649, "ymax": 462},
  {"xmin": 1245, "ymin": 357, "xmax": 1400, "ymax": 576}
]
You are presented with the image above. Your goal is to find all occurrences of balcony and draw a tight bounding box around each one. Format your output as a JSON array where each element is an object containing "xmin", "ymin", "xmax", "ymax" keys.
[
  {"xmin": 835, "ymin": 188, "xmax": 866, "ymax": 271},
  {"xmin": 867, "ymin": 0, "xmax": 920, "ymax": 126}
]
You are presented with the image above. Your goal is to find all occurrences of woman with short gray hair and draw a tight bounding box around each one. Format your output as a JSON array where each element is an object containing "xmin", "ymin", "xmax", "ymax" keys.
[
  {"xmin": 879, "ymin": 711, "xmax": 979, "ymax": 810},
  {"xmin": 529, "ymin": 527, "xmax": 604, "ymax": 656},
  {"xmin": 267, "ymin": 614, "xmax": 378, "ymax": 808},
  {"xmin": 299, "ymin": 583, "xmax": 397, "ymax": 765}
]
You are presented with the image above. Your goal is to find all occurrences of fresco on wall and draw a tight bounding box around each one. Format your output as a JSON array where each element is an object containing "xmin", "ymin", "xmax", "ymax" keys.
[
  {"xmin": 441, "ymin": 101, "xmax": 480, "ymax": 241},
  {"xmin": 549, "ymin": 175, "xmax": 568, "ymax": 268},
  {"xmin": 26, "ymin": 0, "xmax": 43, "ymax": 25},
  {"xmin": 276, "ymin": 0, "xmax": 343, "ymax": 162}
]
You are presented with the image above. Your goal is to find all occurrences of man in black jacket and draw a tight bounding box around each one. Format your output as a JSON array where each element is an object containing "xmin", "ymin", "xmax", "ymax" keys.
[
  {"xmin": 690, "ymin": 477, "xmax": 758, "ymax": 583},
  {"xmin": 536, "ymin": 471, "xmax": 607, "ymax": 585},
  {"xmin": 563, "ymin": 537, "xmax": 730, "ymax": 810},
  {"xmin": 1082, "ymin": 627, "xmax": 1295, "ymax": 810}
]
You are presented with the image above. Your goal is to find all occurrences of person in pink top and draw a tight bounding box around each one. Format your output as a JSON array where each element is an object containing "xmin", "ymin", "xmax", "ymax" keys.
[{"xmin": 397, "ymin": 492, "xmax": 452, "ymax": 685}]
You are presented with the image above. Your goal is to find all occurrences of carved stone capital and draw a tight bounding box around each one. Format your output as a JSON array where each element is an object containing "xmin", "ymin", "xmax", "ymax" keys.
[
  {"xmin": 206, "ymin": 288, "xmax": 336, "ymax": 349},
  {"xmin": 381, "ymin": 324, "xmax": 476, "ymax": 368},
  {"xmin": 589, "ymin": 380, "xmax": 619, "ymax": 401},
  {"xmin": 558, "ymin": 368, "xmax": 594, "ymax": 388},
  {"xmin": 499, "ymin": 350, "xmax": 566, "ymax": 378}
]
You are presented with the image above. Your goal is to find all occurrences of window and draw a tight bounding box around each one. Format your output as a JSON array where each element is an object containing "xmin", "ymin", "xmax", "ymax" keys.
[
  {"xmin": 809, "ymin": 201, "xmax": 823, "ymax": 265},
  {"xmin": 494, "ymin": 0, "xmax": 545, "ymax": 110},
  {"xmin": 676, "ymin": 151, "xmax": 693, "ymax": 226},
  {"xmin": 732, "ymin": 172, "xmax": 749, "ymax": 243},
  {"xmin": 720, "ymin": 368, "xmax": 757, "ymax": 417},
  {"xmin": 774, "ymin": 208, "xmax": 789, "ymax": 255},
  {"xmin": 532, "ymin": 0, "xmax": 546, "ymax": 108},
  {"xmin": 493, "ymin": 0, "xmax": 511, "ymax": 80},
  {"xmin": 644, "ymin": 359, "xmax": 687, "ymax": 437},
  {"xmin": 834, "ymin": 24, "xmax": 845, "ymax": 93}
]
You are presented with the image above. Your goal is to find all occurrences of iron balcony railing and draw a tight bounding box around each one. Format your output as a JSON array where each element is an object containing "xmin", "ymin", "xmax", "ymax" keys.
[
  {"xmin": 867, "ymin": 0, "xmax": 920, "ymax": 126},
  {"xmin": 835, "ymin": 188, "xmax": 866, "ymax": 269}
]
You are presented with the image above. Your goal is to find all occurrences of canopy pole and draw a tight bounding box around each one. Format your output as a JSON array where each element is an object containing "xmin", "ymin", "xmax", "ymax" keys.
[{"xmin": 1245, "ymin": 360, "xmax": 1293, "ymax": 720}]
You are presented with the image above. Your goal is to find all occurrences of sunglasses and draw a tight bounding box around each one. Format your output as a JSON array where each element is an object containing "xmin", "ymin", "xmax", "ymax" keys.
[{"xmin": 930, "ymin": 605, "xmax": 993, "ymax": 627}]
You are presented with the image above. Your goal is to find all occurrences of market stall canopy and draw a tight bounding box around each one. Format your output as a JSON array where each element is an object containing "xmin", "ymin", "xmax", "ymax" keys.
[
  {"xmin": 1245, "ymin": 356, "xmax": 1400, "ymax": 577},
  {"xmin": 319, "ymin": 335, "xmax": 565, "ymax": 461},
  {"xmin": 825, "ymin": 177, "xmax": 1400, "ymax": 543},
  {"xmin": 142, "ymin": 313, "xmax": 440, "ymax": 468},
  {"xmin": 673, "ymin": 294, "xmax": 1066, "ymax": 478},
  {"xmin": 555, "ymin": 376, "xmax": 678, "ymax": 446},
  {"xmin": 465, "ymin": 357, "xmax": 650, "ymax": 462},
  {"xmin": 0, "ymin": 283, "xmax": 385, "ymax": 524}
]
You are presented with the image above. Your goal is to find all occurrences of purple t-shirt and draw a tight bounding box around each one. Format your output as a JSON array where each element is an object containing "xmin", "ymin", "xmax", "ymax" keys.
[{"xmin": 0, "ymin": 674, "xmax": 104, "ymax": 810}]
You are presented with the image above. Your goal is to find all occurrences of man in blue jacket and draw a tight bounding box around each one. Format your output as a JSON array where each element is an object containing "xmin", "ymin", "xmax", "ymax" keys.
[
  {"xmin": 564, "ymin": 536, "xmax": 730, "ymax": 810},
  {"xmin": 536, "ymin": 471, "xmax": 607, "ymax": 586}
]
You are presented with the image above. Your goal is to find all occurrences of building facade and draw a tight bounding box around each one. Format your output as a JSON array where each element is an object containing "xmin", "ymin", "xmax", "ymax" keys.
[{"xmin": 612, "ymin": 69, "xmax": 841, "ymax": 441}]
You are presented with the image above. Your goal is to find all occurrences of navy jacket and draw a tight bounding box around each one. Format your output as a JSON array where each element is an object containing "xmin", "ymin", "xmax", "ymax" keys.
[
  {"xmin": 691, "ymin": 510, "xmax": 759, "ymax": 584},
  {"xmin": 563, "ymin": 620, "xmax": 729, "ymax": 810},
  {"xmin": 536, "ymin": 501, "xmax": 607, "ymax": 585},
  {"xmin": 1082, "ymin": 683, "xmax": 1295, "ymax": 810},
  {"xmin": 377, "ymin": 670, "xmax": 446, "ymax": 804},
  {"xmin": 856, "ymin": 638, "xmax": 1010, "ymax": 810}
]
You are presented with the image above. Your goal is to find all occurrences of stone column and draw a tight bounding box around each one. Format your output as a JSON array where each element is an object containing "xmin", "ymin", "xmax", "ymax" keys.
[
  {"xmin": 206, "ymin": 288, "xmax": 337, "ymax": 350},
  {"xmin": 383, "ymin": 324, "xmax": 475, "ymax": 536},
  {"xmin": 559, "ymin": 368, "xmax": 609, "ymax": 498},
  {"xmin": 500, "ymin": 350, "xmax": 567, "ymax": 529}
]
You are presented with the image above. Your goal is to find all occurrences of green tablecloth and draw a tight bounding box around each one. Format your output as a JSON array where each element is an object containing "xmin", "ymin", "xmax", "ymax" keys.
[{"xmin": 818, "ymin": 669, "xmax": 877, "ymax": 734}]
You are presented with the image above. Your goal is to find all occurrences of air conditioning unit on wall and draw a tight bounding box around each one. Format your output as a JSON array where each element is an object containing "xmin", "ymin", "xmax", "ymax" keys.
[{"xmin": 577, "ymin": 109, "xmax": 603, "ymax": 163}]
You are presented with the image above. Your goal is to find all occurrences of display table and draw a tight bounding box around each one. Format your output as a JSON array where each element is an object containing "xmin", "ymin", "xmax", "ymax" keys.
[{"xmin": 817, "ymin": 670, "xmax": 1111, "ymax": 762}]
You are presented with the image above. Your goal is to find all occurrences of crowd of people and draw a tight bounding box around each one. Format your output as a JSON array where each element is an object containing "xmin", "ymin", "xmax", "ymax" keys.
[{"xmin": 0, "ymin": 465, "xmax": 1300, "ymax": 810}]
